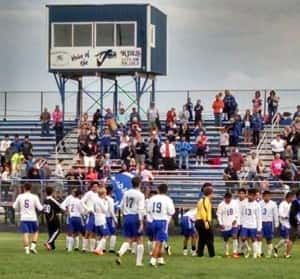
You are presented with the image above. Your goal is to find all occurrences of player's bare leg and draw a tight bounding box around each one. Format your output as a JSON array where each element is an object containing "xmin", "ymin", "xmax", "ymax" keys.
[
  {"xmin": 95, "ymin": 236, "xmax": 107, "ymax": 256},
  {"xmin": 23, "ymin": 233, "xmax": 30, "ymax": 254},
  {"xmin": 30, "ymin": 232, "xmax": 39, "ymax": 254},
  {"xmin": 183, "ymin": 236, "xmax": 189, "ymax": 256},
  {"xmin": 285, "ymin": 240, "xmax": 292, "ymax": 258},
  {"xmin": 191, "ymin": 235, "xmax": 197, "ymax": 256},
  {"xmin": 232, "ymin": 236, "xmax": 239, "ymax": 258}
]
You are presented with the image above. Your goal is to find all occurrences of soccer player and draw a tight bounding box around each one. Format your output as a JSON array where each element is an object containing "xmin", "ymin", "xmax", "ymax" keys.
[
  {"xmin": 105, "ymin": 186, "xmax": 118, "ymax": 253},
  {"xmin": 147, "ymin": 183, "xmax": 175, "ymax": 267},
  {"xmin": 274, "ymin": 192, "xmax": 294, "ymax": 258},
  {"xmin": 13, "ymin": 182, "xmax": 43, "ymax": 254},
  {"xmin": 94, "ymin": 187, "xmax": 109, "ymax": 256},
  {"xmin": 259, "ymin": 191, "xmax": 279, "ymax": 258},
  {"xmin": 81, "ymin": 182, "xmax": 99, "ymax": 252},
  {"xmin": 62, "ymin": 189, "xmax": 84, "ymax": 252},
  {"xmin": 43, "ymin": 187, "xmax": 62, "ymax": 251},
  {"xmin": 145, "ymin": 190, "xmax": 157, "ymax": 254},
  {"xmin": 180, "ymin": 208, "xmax": 197, "ymax": 256},
  {"xmin": 116, "ymin": 176, "xmax": 145, "ymax": 266},
  {"xmin": 216, "ymin": 192, "xmax": 239, "ymax": 258},
  {"xmin": 240, "ymin": 188, "xmax": 262, "ymax": 258}
]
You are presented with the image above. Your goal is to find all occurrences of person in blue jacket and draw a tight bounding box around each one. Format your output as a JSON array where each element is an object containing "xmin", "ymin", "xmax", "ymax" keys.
[
  {"xmin": 251, "ymin": 112, "xmax": 264, "ymax": 145},
  {"xmin": 177, "ymin": 136, "xmax": 193, "ymax": 170}
]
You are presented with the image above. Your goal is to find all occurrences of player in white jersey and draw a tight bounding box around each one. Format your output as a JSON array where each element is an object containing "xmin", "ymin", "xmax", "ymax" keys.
[
  {"xmin": 216, "ymin": 192, "xmax": 239, "ymax": 258},
  {"xmin": 116, "ymin": 177, "xmax": 145, "ymax": 266},
  {"xmin": 240, "ymin": 188, "xmax": 262, "ymax": 258},
  {"xmin": 61, "ymin": 189, "xmax": 85, "ymax": 252},
  {"xmin": 180, "ymin": 207, "xmax": 197, "ymax": 256},
  {"xmin": 94, "ymin": 187, "xmax": 109, "ymax": 255},
  {"xmin": 145, "ymin": 190, "xmax": 158, "ymax": 254},
  {"xmin": 105, "ymin": 186, "xmax": 118, "ymax": 253},
  {"xmin": 259, "ymin": 191, "xmax": 279, "ymax": 258},
  {"xmin": 274, "ymin": 192, "xmax": 295, "ymax": 257},
  {"xmin": 13, "ymin": 182, "xmax": 43, "ymax": 254},
  {"xmin": 60, "ymin": 188, "xmax": 77, "ymax": 250},
  {"xmin": 147, "ymin": 183, "xmax": 175, "ymax": 267},
  {"xmin": 81, "ymin": 182, "xmax": 99, "ymax": 252},
  {"xmin": 235, "ymin": 188, "xmax": 248, "ymax": 254}
]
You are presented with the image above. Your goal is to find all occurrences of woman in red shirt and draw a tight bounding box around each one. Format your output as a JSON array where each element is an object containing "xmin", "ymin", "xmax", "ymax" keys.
[{"xmin": 196, "ymin": 131, "xmax": 208, "ymax": 166}]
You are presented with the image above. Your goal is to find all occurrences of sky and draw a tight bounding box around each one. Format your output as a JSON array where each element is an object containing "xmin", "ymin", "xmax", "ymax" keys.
[{"xmin": 0, "ymin": 0, "xmax": 300, "ymax": 117}]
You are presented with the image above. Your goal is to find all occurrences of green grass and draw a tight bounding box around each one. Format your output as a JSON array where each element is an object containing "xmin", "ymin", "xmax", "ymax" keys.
[{"xmin": 0, "ymin": 233, "xmax": 300, "ymax": 279}]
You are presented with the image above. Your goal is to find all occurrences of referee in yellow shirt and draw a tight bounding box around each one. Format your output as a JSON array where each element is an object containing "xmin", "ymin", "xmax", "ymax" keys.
[{"xmin": 195, "ymin": 183, "xmax": 215, "ymax": 257}]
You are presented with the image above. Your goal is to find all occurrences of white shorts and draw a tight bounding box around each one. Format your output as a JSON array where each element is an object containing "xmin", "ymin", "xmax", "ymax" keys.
[{"xmin": 84, "ymin": 156, "xmax": 95, "ymax": 168}]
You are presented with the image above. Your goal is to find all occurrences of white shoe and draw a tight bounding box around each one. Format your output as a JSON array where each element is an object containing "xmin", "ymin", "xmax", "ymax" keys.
[
  {"xmin": 191, "ymin": 251, "xmax": 197, "ymax": 257},
  {"xmin": 183, "ymin": 249, "xmax": 188, "ymax": 256},
  {"xmin": 30, "ymin": 248, "xmax": 38, "ymax": 254},
  {"xmin": 157, "ymin": 258, "xmax": 166, "ymax": 265},
  {"xmin": 136, "ymin": 263, "xmax": 144, "ymax": 267}
]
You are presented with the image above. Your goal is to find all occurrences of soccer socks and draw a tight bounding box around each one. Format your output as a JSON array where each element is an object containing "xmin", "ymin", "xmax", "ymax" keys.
[
  {"xmin": 82, "ymin": 238, "xmax": 88, "ymax": 251},
  {"xmin": 147, "ymin": 240, "xmax": 153, "ymax": 253},
  {"xmin": 95, "ymin": 239, "xmax": 106, "ymax": 253},
  {"xmin": 257, "ymin": 241, "xmax": 262, "ymax": 256},
  {"xmin": 267, "ymin": 244, "xmax": 273, "ymax": 257},
  {"xmin": 119, "ymin": 242, "xmax": 130, "ymax": 257},
  {"xmin": 136, "ymin": 244, "xmax": 144, "ymax": 266},
  {"xmin": 131, "ymin": 242, "xmax": 137, "ymax": 254},
  {"xmin": 109, "ymin": 236, "xmax": 117, "ymax": 251},
  {"xmin": 252, "ymin": 241, "xmax": 258, "ymax": 258},
  {"xmin": 89, "ymin": 238, "xmax": 96, "ymax": 252},
  {"xmin": 233, "ymin": 239, "xmax": 238, "ymax": 254},
  {"xmin": 276, "ymin": 239, "xmax": 286, "ymax": 250},
  {"xmin": 30, "ymin": 242, "xmax": 36, "ymax": 250},
  {"xmin": 74, "ymin": 236, "xmax": 79, "ymax": 250},
  {"xmin": 68, "ymin": 237, "xmax": 74, "ymax": 252},
  {"xmin": 225, "ymin": 242, "xmax": 230, "ymax": 255}
]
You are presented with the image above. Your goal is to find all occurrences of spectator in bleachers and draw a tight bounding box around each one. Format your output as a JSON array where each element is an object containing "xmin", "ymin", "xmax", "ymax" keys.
[
  {"xmin": 270, "ymin": 153, "xmax": 285, "ymax": 179},
  {"xmin": 251, "ymin": 111, "xmax": 263, "ymax": 145},
  {"xmin": 52, "ymin": 106, "xmax": 65, "ymax": 151},
  {"xmin": 92, "ymin": 109, "xmax": 102, "ymax": 129},
  {"xmin": 281, "ymin": 159, "xmax": 297, "ymax": 182},
  {"xmin": 40, "ymin": 107, "xmax": 51, "ymax": 136},
  {"xmin": 0, "ymin": 165, "xmax": 11, "ymax": 181},
  {"xmin": 212, "ymin": 94, "xmax": 224, "ymax": 127},
  {"xmin": 243, "ymin": 109, "xmax": 252, "ymax": 144},
  {"xmin": 105, "ymin": 108, "xmax": 117, "ymax": 133},
  {"xmin": 121, "ymin": 141, "xmax": 135, "ymax": 169},
  {"xmin": 223, "ymin": 90, "xmax": 238, "ymax": 121},
  {"xmin": 252, "ymin": 91, "xmax": 263, "ymax": 115},
  {"xmin": 0, "ymin": 135, "xmax": 11, "ymax": 167},
  {"xmin": 139, "ymin": 163, "xmax": 154, "ymax": 193},
  {"xmin": 279, "ymin": 112, "xmax": 293, "ymax": 126},
  {"xmin": 39, "ymin": 161, "xmax": 52, "ymax": 180},
  {"xmin": 130, "ymin": 117, "xmax": 142, "ymax": 139},
  {"xmin": 129, "ymin": 107, "xmax": 141, "ymax": 123},
  {"xmin": 293, "ymin": 105, "xmax": 300, "ymax": 120},
  {"xmin": 179, "ymin": 122, "xmax": 191, "ymax": 142},
  {"xmin": 166, "ymin": 107, "xmax": 177, "ymax": 125},
  {"xmin": 147, "ymin": 102, "xmax": 159, "ymax": 131},
  {"xmin": 219, "ymin": 128, "xmax": 229, "ymax": 157},
  {"xmin": 85, "ymin": 167, "xmax": 98, "ymax": 181},
  {"xmin": 135, "ymin": 136, "xmax": 147, "ymax": 168},
  {"xmin": 87, "ymin": 126, "xmax": 98, "ymax": 146},
  {"xmin": 25, "ymin": 154, "xmax": 35, "ymax": 177},
  {"xmin": 117, "ymin": 107, "xmax": 129, "ymax": 127},
  {"xmin": 11, "ymin": 151, "xmax": 24, "ymax": 177},
  {"xmin": 151, "ymin": 139, "xmax": 161, "ymax": 170},
  {"xmin": 229, "ymin": 147, "xmax": 244, "ymax": 172},
  {"xmin": 166, "ymin": 121, "xmax": 178, "ymax": 142},
  {"xmin": 194, "ymin": 100, "xmax": 204, "ymax": 124},
  {"xmin": 160, "ymin": 139, "xmax": 176, "ymax": 170},
  {"xmin": 82, "ymin": 142, "xmax": 96, "ymax": 169},
  {"xmin": 223, "ymin": 161, "xmax": 239, "ymax": 191},
  {"xmin": 177, "ymin": 135, "xmax": 192, "ymax": 170},
  {"xmin": 21, "ymin": 135, "xmax": 33, "ymax": 160},
  {"xmin": 185, "ymin": 97, "xmax": 193, "ymax": 121},
  {"xmin": 119, "ymin": 132, "xmax": 130, "ymax": 158},
  {"xmin": 11, "ymin": 134, "xmax": 22, "ymax": 153},
  {"xmin": 228, "ymin": 117, "xmax": 242, "ymax": 147},
  {"xmin": 271, "ymin": 134, "xmax": 286, "ymax": 157},
  {"xmin": 245, "ymin": 152, "xmax": 260, "ymax": 181},
  {"xmin": 287, "ymin": 126, "xmax": 300, "ymax": 160},
  {"xmin": 179, "ymin": 105, "xmax": 189, "ymax": 124},
  {"xmin": 54, "ymin": 159, "xmax": 64, "ymax": 179},
  {"xmin": 282, "ymin": 145, "xmax": 294, "ymax": 161},
  {"xmin": 267, "ymin": 90, "xmax": 280, "ymax": 123},
  {"xmin": 193, "ymin": 121, "xmax": 206, "ymax": 138},
  {"xmin": 100, "ymin": 127, "xmax": 112, "ymax": 155},
  {"xmin": 196, "ymin": 130, "xmax": 208, "ymax": 167}
]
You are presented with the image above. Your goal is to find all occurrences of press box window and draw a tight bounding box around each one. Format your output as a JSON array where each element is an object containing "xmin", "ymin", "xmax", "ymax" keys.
[
  {"xmin": 116, "ymin": 23, "xmax": 135, "ymax": 46},
  {"xmin": 73, "ymin": 24, "xmax": 92, "ymax": 47},
  {"xmin": 96, "ymin": 23, "xmax": 114, "ymax": 46},
  {"xmin": 53, "ymin": 24, "xmax": 72, "ymax": 47}
]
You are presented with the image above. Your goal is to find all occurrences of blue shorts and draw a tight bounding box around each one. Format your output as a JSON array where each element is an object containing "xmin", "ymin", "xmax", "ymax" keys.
[
  {"xmin": 240, "ymin": 227, "xmax": 257, "ymax": 239},
  {"xmin": 95, "ymin": 224, "xmax": 109, "ymax": 238},
  {"xmin": 85, "ymin": 214, "xmax": 96, "ymax": 233},
  {"xmin": 106, "ymin": 217, "xmax": 116, "ymax": 235},
  {"xmin": 69, "ymin": 217, "xmax": 83, "ymax": 234},
  {"xmin": 262, "ymin": 222, "xmax": 274, "ymax": 240},
  {"xmin": 180, "ymin": 216, "xmax": 196, "ymax": 237},
  {"xmin": 20, "ymin": 221, "xmax": 38, "ymax": 234},
  {"xmin": 152, "ymin": 220, "xmax": 168, "ymax": 242},
  {"xmin": 280, "ymin": 226, "xmax": 290, "ymax": 239},
  {"xmin": 146, "ymin": 222, "xmax": 154, "ymax": 240},
  {"xmin": 123, "ymin": 214, "xmax": 142, "ymax": 238},
  {"xmin": 222, "ymin": 227, "xmax": 238, "ymax": 241}
]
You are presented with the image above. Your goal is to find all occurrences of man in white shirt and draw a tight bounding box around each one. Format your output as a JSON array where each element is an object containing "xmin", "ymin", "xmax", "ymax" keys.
[
  {"xmin": 259, "ymin": 191, "xmax": 279, "ymax": 257},
  {"xmin": 81, "ymin": 182, "xmax": 99, "ymax": 252},
  {"xmin": 116, "ymin": 177, "xmax": 145, "ymax": 266},
  {"xmin": 274, "ymin": 192, "xmax": 295, "ymax": 257},
  {"xmin": 217, "ymin": 192, "xmax": 239, "ymax": 258},
  {"xmin": 0, "ymin": 134, "xmax": 11, "ymax": 166},
  {"xmin": 270, "ymin": 135, "xmax": 286, "ymax": 156},
  {"xmin": 13, "ymin": 182, "xmax": 43, "ymax": 254},
  {"xmin": 61, "ymin": 189, "xmax": 85, "ymax": 252},
  {"xmin": 240, "ymin": 188, "xmax": 262, "ymax": 258},
  {"xmin": 147, "ymin": 183, "xmax": 175, "ymax": 267}
]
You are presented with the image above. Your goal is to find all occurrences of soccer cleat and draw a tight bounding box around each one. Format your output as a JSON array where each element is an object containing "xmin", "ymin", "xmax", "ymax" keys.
[
  {"xmin": 109, "ymin": 250, "xmax": 115, "ymax": 254},
  {"xmin": 244, "ymin": 251, "xmax": 250, "ymax": 259},
  {"xmin": 232, "ymin": 253, "xmax": 240, "ymax": 259},
  {"xmin": 157, "ymin": 258, "xmax": 166, "ymax": 265},
  {"xmin": 94, "ymin": 250, "xmax": 104, "ymax": 256},
  {"xmin": 183, "ymin": 249, "xmax": 188, "ymax": 256},
  {"xmin": 284, "ymin": 254, "xmax": 291, "ymax": 259},
  {"xmin": 191, "ymin": 251, "xmax": 197, "ymax": 257},
  {"xmin": 44, "ymin": 242, "xmax": 52, "ymax": 251},
  {"xmin": 273, "ymin": 248, "xmax": 278, "ymax": 258},
  {"xmin": 74, "ymin": 248, "xmax": 79, "ymax": 252},
  {"xmin": 30, "ymin": 248, "xmax": 38, "ymax": 254},
  {"xmin": 225, "ymin": 252, "xmax": 230, "ymax": 258},
  {"xmin": 82, "ymin": 249, "xmax": 87, "ymax": 253},
  {"xmin": 115, "ymin": 257, "xmax": 121, "ymax": 265},
  {"xmin": 136, "ymin": 263, "xmax": 144, "ymax": 267}
]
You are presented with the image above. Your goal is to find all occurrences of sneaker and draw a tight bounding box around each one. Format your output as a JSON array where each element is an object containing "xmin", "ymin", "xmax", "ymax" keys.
[
  {"xmin": 115, "ymin": 258, "xmax": 122, "ymax": 265},
  {"xmin": 30, "ymin": 248, "xmax": 38, "ymax": 254},
  {"xmin": 44, "ymin": 242, "xmax": 52, "ymax": 251},
  {"xmin": 284, "ymin": 254, "xmax": 291, "ymax": 259},
  {"xmin": 191, "ymin": 251, "xmax": 197, "ymax": 257},
  {"xmin": 183, "ymin": 249, "xmax": 188, "ymax": 256}
]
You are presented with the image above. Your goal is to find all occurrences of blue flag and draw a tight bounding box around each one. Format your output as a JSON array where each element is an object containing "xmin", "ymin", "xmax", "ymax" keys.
[{"xmin": 111, "ymin": 172, "xmax": 135, "ymax": 208}]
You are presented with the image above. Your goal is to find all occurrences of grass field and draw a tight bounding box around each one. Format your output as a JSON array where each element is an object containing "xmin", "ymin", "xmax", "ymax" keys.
[{"xmin": 0, "ymin": 233, "xmax": 300, "ymax": 279}]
